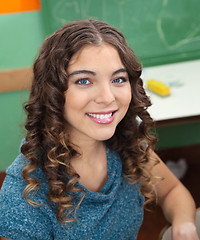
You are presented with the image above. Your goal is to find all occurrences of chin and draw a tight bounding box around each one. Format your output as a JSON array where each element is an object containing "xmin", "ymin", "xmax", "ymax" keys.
[{"xmin": 95, "ymin": 129, "xmax": 116, "ymax": 141}]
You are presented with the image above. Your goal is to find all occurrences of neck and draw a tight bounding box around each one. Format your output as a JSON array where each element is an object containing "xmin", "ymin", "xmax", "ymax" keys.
[{"xmin": 70, "ymin": 137, "xmax": 105, "ymax": 165}]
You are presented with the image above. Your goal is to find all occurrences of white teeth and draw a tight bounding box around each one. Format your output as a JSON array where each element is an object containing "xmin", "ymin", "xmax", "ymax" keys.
[{"xmin": 87, "ymin": 113, "xmax": 112, "ymax": 119}]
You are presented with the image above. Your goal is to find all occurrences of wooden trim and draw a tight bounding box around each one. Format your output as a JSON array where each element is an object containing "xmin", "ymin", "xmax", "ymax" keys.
[
  {"xmin": 155, "ymin": 115, "xmax": 200, "ymax": 127},
  {"xmin": 0, "ymin": 67, "xmax": 33, "ymax": 92}
]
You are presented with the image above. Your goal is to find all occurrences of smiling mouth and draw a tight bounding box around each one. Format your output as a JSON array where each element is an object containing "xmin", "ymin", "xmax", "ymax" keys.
[
  {"xmin": 86, "ymin": 111, "xmax": 117, "ymax": 124},
  {"xmin": 86, "ymin": 112, "xmax": 113, "ymax": 119}
]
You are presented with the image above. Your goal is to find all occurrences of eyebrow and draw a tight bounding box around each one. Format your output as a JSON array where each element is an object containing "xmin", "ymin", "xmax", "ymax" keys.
[
  {"xmin": 68, "ymin": 70, "xmax": 96, "ymax": 77},
  {"xmin": 68, "ymin": 68, "xmax": 127, "ymax": 78},
  {"xmin": 112, "ymin": 68, "xmax": 127, "ymax": 76}
]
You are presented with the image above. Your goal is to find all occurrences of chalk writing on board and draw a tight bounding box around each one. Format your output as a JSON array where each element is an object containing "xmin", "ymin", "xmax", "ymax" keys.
[
  {"xmin": 43, "ymin": 0, "xmax": 200, "ymax": 66},
  {"xmin": 157, "ymin": 0, "xmax": 200, "ymax": 50},
  {"xmin": 51, "ymin": 0, "xmax": 127, "ymax": 29}
]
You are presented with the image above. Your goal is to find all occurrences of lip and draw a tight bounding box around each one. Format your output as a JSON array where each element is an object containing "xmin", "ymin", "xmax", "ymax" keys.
[{"xmin": 86, "ymin": 110, "xmax": 117, "ymax": 124}]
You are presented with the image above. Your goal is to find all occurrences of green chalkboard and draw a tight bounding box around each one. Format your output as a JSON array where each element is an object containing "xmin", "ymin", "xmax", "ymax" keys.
[{"xmin": 41, "ymin": 0, "xmax": 200, "ymax": 67}]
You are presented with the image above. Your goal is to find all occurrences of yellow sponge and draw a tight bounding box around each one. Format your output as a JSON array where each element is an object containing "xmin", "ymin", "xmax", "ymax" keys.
[{"xmin": 147, "ymin": 79, "xmax": 170, "ymax": 96}]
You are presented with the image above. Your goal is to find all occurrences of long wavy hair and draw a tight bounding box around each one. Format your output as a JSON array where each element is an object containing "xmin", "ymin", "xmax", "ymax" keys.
[{"xmin": 21, "ymin": 19, "xmax": 158, "ymax": 223}]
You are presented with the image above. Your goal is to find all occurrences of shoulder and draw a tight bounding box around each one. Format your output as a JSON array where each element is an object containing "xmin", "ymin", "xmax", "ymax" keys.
[
  {"xmin": 6, "ymin": 152, "xmax": 27, "ymax": 180},
  {"xmin": 3, "ymin": 139, "xmax": 48, "ymax": 200},
  {"xmin": 1, "ymin": 139, "xmax": 48, "ymax": 203},
  {"xmin": 0, "ymin": 140, "xmax": 54, "ymax": 240},
  {"xmin": 6, "ymin": 139, "xmax": 45, "ymax": 182},
  {"xmin": 0, "ymin": 184, "xmax": 54, "ymax": 239},
  {"xmin": 6, "ymin": 138, "xmax": 26, "ymax": 178}
]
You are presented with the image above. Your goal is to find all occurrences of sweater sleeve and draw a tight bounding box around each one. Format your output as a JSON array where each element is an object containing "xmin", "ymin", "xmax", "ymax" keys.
[{"xmin": 0, "ymin": 169, "xmax": 54, "ymax": 240}]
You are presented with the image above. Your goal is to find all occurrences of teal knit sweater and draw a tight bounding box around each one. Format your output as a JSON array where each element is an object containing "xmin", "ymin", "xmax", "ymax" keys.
[{"xmin": 0, "ymin": 141, "xmax": 144, "ymax": 240}]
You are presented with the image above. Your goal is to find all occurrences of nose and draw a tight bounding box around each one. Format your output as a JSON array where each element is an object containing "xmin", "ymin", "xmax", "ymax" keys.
[{"xmin": 94, "ymin": 83, "xmax": 115, "ymax": 105}]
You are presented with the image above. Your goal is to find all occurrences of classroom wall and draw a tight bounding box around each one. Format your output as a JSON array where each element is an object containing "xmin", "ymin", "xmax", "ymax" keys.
[
  {"xmin": 41, "ymin": 0, "xmax": 200, "ymax": 67},
  {"xmin": 0, "ymin": 10, "xmax": 45, "ymax": 170},
  {"xmin": 0, "ymin": 11, "xmax": 45, "ymax": 70},
  {"xmin": 0, "ymin": 1, "xmax": 200, "ymax": 171}
]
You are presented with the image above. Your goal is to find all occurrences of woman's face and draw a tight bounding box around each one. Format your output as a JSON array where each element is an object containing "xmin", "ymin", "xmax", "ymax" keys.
[{"xmin": 64, "ymin": 43, "xmax": 132, "ymax": 143}]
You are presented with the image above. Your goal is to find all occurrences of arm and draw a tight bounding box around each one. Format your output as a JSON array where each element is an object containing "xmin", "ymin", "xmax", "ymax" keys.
[
  {"xmin": 0, "ymin": 172, "xmax": 53, "ymax": 240},
  {"xmin": 150, "ymin": 150, "xmax": 199, "ymax": 240}
]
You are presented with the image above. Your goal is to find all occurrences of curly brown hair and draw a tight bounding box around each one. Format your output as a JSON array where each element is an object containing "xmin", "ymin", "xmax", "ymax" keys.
[{"xmin": 21, "ymin": 19, "xmax": 158, "ymax": 223}]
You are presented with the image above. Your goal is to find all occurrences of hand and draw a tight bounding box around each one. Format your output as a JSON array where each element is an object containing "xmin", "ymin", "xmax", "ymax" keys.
[{"xmin": 172, "ymin": 222, "xmax": 199, "ymax": 240}]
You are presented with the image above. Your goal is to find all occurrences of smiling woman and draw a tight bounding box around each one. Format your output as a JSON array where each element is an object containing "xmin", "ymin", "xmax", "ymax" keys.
[
  {"xmin": 0, "ymin": 19, "xmax": 199, "ymax": 240},
  {"xmin": 64, "ymin": 44, "xmax": 132, "ymax": 142}
]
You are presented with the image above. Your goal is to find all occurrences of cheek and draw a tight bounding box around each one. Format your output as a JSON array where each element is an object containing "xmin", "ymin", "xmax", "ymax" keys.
[
  {"xmin": 63, "ymin": 102, "xmax": 70, "ymax": 122},
  {"xmin": 120, "ymin": 86, "xmax": 132, "ymax": 107},
  {"xmin": 127, "ymin": 90, "xmax": 132, "ymax": 104},
  {"xmin": 64, "ymin": 91, "xmax": 76, "ymax": 121},
  {"xmin": 64, "ymin": 90, "xmax": 89, "ymax": 118}
]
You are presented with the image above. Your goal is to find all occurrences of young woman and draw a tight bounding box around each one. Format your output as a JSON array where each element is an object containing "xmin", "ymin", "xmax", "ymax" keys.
[{"xmin": 0, "ymin": 19, "xmax": 199, "ymax": 240}]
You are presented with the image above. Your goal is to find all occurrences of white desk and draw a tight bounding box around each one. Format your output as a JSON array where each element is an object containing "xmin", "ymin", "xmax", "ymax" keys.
[{"xmin": 142, "ymin": 60, "xmax": 200, "ymax": 122}]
